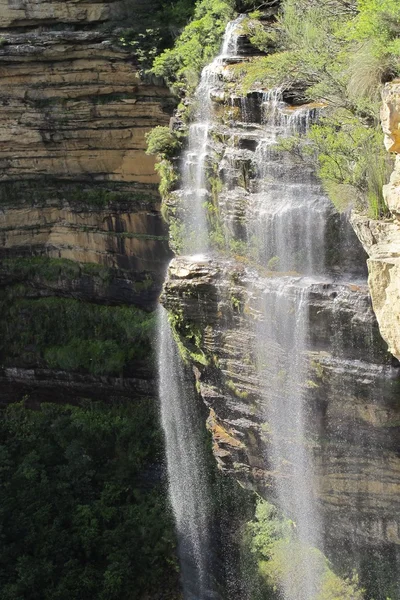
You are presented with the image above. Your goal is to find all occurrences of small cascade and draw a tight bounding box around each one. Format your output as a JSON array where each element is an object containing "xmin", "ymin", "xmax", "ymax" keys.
[
  {"xmin": 157, "ymin": 306, "xmax": 215, "ymax": 600},
  {"xmin": 247, "ymin": 97, "xmax": 330, "ymax": 274},
  {"xmin": 179, "ymin": 15, "xmax": 245, "ymax": 253},
  {"xmin": 220, "ymin": 16, "xmax": 243, "ymax": 58}
]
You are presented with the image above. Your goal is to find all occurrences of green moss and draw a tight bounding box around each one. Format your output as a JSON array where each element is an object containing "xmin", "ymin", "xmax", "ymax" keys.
[
  {"xmin": 226, "ymin": 379, "xmax": 249, "ymax": 399},
  {"xmin": 305, "ymin": 379, "xmax": 319, "ymax": 389},
  {"xmin": 230, "ymin": 292, "xmax": 243, "ymax": 313},
  {"xmin": 310, "ymin": 359, "xmax": 325, "ymax": 380},
  {"xmin": 132, "ymin": 277, "xmax": 154, "ymax": 292},
  {"xmin": 116, "ymin": 232, "xmax": 169, "ymax": 241},
  {"xmin": 168, "ymin": 309, "xmax": 210, "ymax": 366}
]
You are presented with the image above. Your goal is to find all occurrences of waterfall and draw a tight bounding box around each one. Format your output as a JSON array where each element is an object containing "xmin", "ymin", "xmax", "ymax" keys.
[
  {"xmin": 246, "ymin": 92, "xmax": 331, "ymax": 599},
  {"xmin": 157, "ymin": 306, "xmax": 214, "ymax": 600},
  {"xmin": 256, "ymin": 278, "xmax": 323, "ymax": 599},
  {"xmin": 248, "ymin": 97, "xmax": 329, "ymax": 275},
  {"xmin": 157, "ymin": 19, "xmax": 246, "ymax": 599},
  {"xmin": 158, "ymin": 15, "xmax": 398, "ymax": 600},
  {"xmin": 162, "ymin": 16, "xmax": 331, "ymax": 599},
  {"xmin": 180, "ymin": 15, "xmax": 245, "ymax": 254}
]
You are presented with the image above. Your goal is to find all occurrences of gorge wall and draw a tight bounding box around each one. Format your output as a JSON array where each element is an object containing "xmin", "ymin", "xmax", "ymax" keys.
[
  {"xmin": 352, "ymin": 80, "xmax": 400, "ymax": 362},
  {"xmin": 159, "ymin": 28, "xmax": 400, "ymax": 597},
  {"xmin": 0, "ymin": 0, "xmax": 175, "ymax": 404}
]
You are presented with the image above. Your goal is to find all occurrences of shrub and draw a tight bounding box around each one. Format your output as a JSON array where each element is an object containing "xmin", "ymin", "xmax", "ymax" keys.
[
  {"xmin": 152, "ymin": 0, "xmax": 235, "ymax": 94},
  {"xmin": 145, "ymin": 126, "xmax": 181, "ymax": 159},
  {"xmin": 350, "ymin": 0, "xmax": 400, "ymax": 61},
  {"xmin": 246, "ymin": 498, "xmax": 365, "ymax": 599}
]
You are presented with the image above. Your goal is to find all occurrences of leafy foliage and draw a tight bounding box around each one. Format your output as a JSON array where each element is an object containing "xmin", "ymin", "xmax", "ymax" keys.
[
  {"xmin": 229, "ymin": 0, "xmax": 398, "ymax": 217},
  {"xmin": 152, "ymin": 0, "xmax": 235, "ymax": 94},
  {"xmin": 0, "ymin": 400, "xmax": 178, "ymax": 600},
  {"xmin": 146, "ymin": 126, "xmax": 182, "ymax": 160},
  {"xmin": 350, "ymin": 0, "xmax": 400, "ymax": 59},
  {"xmin": 114, "ymin": 0, "xmax": 196, "ymax": 72},
  {"xmin": 246, "ymin": 499, "xmax": 364, "ymax": 600},
  {"xmin": 0, "ymin": 295, "xmax": 154, "ymax": 375}
]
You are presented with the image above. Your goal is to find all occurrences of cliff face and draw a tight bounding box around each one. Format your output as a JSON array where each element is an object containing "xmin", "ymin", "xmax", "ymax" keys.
[
  {"xmin": 160, "ymin": 53, "xmax": 400, "ymax": 584},
  {"xmin": 162, "ymin": 257, "xmax": 400, "ymax": 551},
  {"xmin": 351, "ymin": 81, "xmax": 400, "ymax": 360},
  {"xmin": 0, "ymin": 0, "xmax": 174, "ymax": 403}
]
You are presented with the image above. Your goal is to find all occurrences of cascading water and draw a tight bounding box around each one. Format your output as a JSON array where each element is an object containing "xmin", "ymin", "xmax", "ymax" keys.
[
  {"xmin": 246, "ymin": 93, "xmax": 332, "ymax": 598},
  {"xmin": 157, "ymin": 18, "xmax": 245, "ymax": 600},
  {"xmin": 180, "ymin": 15, "xmax": 245, "ymax": 254},
  {"xmin": 256, "ymin": 279, "xmax": 323, "ymax": 599},
  {"xmin": 248, "ymin": 94, "xmax": 329, "ymax": 275},
  {"xmin": 158, "ymin": 14, "xmax": 398, "ymax": 600},
  {"xmin": 158, "ymin": 306, "xmax": 213, "ymax": 600}
]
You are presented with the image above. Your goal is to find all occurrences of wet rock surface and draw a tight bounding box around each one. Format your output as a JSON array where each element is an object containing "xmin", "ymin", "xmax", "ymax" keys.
[
  {"xmin": 162, "ymin": 255, "xmax": 400, "ymax": 550},
  {"xmin": 161, "ymin": 49, "xmax": 400, "ymax": 566}
]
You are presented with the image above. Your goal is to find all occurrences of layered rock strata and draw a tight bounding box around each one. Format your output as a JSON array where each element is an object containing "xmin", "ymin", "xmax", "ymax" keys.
[
  {"xmin": 351, "ymin": 81, "xmax": 400, "ymax": 359},
  {"xmin": 162, "ymin": 256, "xmax": 400, "ymax": 552},
  {"xmin": 0, "ymin": 0, "xmax": 174, "ymax": 403}
]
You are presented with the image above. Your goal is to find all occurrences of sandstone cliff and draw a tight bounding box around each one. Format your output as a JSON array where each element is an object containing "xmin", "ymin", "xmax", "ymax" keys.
[
  {"xmin": 159, "ymin": 57, "xmax": 400, "ymax": 589},
  {"xmin": 351, "ymin": 81, "xmax": 400, "ymax": 361},
  {"xmin": 0, "ymin": 0, "xmax": 174, "ymax": 403}
]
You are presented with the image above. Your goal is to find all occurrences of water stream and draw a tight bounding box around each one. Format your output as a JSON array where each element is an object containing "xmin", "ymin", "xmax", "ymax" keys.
[
  {"xmin": 180, "ymin": 15, "xmax": 244, "ymax": 254},
  {"xmin": 157, "ymin": 20, "xmax": 246, "ymax": 599},
  {"xmin": 158, "ymin": 306, "xmax": 213, "ymax": 600}
]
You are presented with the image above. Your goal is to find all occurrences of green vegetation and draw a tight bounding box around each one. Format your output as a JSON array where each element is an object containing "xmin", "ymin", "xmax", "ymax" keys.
[
  {"xmin": 0, "ymin": 400, "xmax": 178, "ymax": 600},
  {"xmin": 0, "ymin": 180, "xmax": 157, "ymax": 208},
  {"xmin": 152, "ymin": 0, "xmax": 235, "ymax": 95},
  {"xmin": 226, "ymin": 378, "xmax": 249, "ymax": 399},
  {"xmin": 168, "ymin": 310, "xmax": 210, "ymax": 366},
  {"xmin": 115, "ymin": 0, "xmax": 197, "ymax": 73},
  {"xmin": 145, "ymin": 126, "xmax": 182, "ymax": 160},
  {"xmin": 145, "ymin": 127, "xmax": 182, "ymax": 227},
  {"xmin": 0, "ymin": 295, "xmax": 154, "ymax": 375},
  {"xmin": 229, "ymin": 0, "xmax": 399, "ymax": 217},
  {"xmin": 0, "ymin": 257, "xmax": 112, "ymax": 283},
  {"xmin": 245, "ymin": 498, "xmax": 365, "ymax": 600}
]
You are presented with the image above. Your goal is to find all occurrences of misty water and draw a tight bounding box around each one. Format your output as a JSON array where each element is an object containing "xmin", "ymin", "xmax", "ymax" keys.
[{"xmin": 157, "ymin": 19, "xmax": 245, "ymax": 599}]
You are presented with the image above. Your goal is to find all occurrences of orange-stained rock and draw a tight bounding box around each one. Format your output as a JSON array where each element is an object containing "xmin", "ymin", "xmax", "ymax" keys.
[
  {"xmin": 0, "ymin": 4, "xmax": 175, "ymax": 311},
  {"xmin": 351, "ymin": 81, "xmax": 400, "ymax": 360}
]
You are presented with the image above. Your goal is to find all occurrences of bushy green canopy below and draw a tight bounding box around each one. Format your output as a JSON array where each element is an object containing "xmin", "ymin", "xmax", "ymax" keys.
[{"xmin": 0, "ymin": 401, "xmax": 177, "ymax": 600}]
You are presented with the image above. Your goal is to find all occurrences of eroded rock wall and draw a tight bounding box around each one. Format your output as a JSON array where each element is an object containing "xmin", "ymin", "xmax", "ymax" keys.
[
  {"xmin": 160, "ymin": 62, "xmax": 400, "ymax": 582},
  {"xmin": 162, "ymin": 257, "xmax": 400, "ymax": 553},
  {"xmin": 0, "ymin": 0, "xmax": 174, "ymax": 403},
  {"xmin": 351, "ymin": 81, "xmax": 400, "ymax": 359}
]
